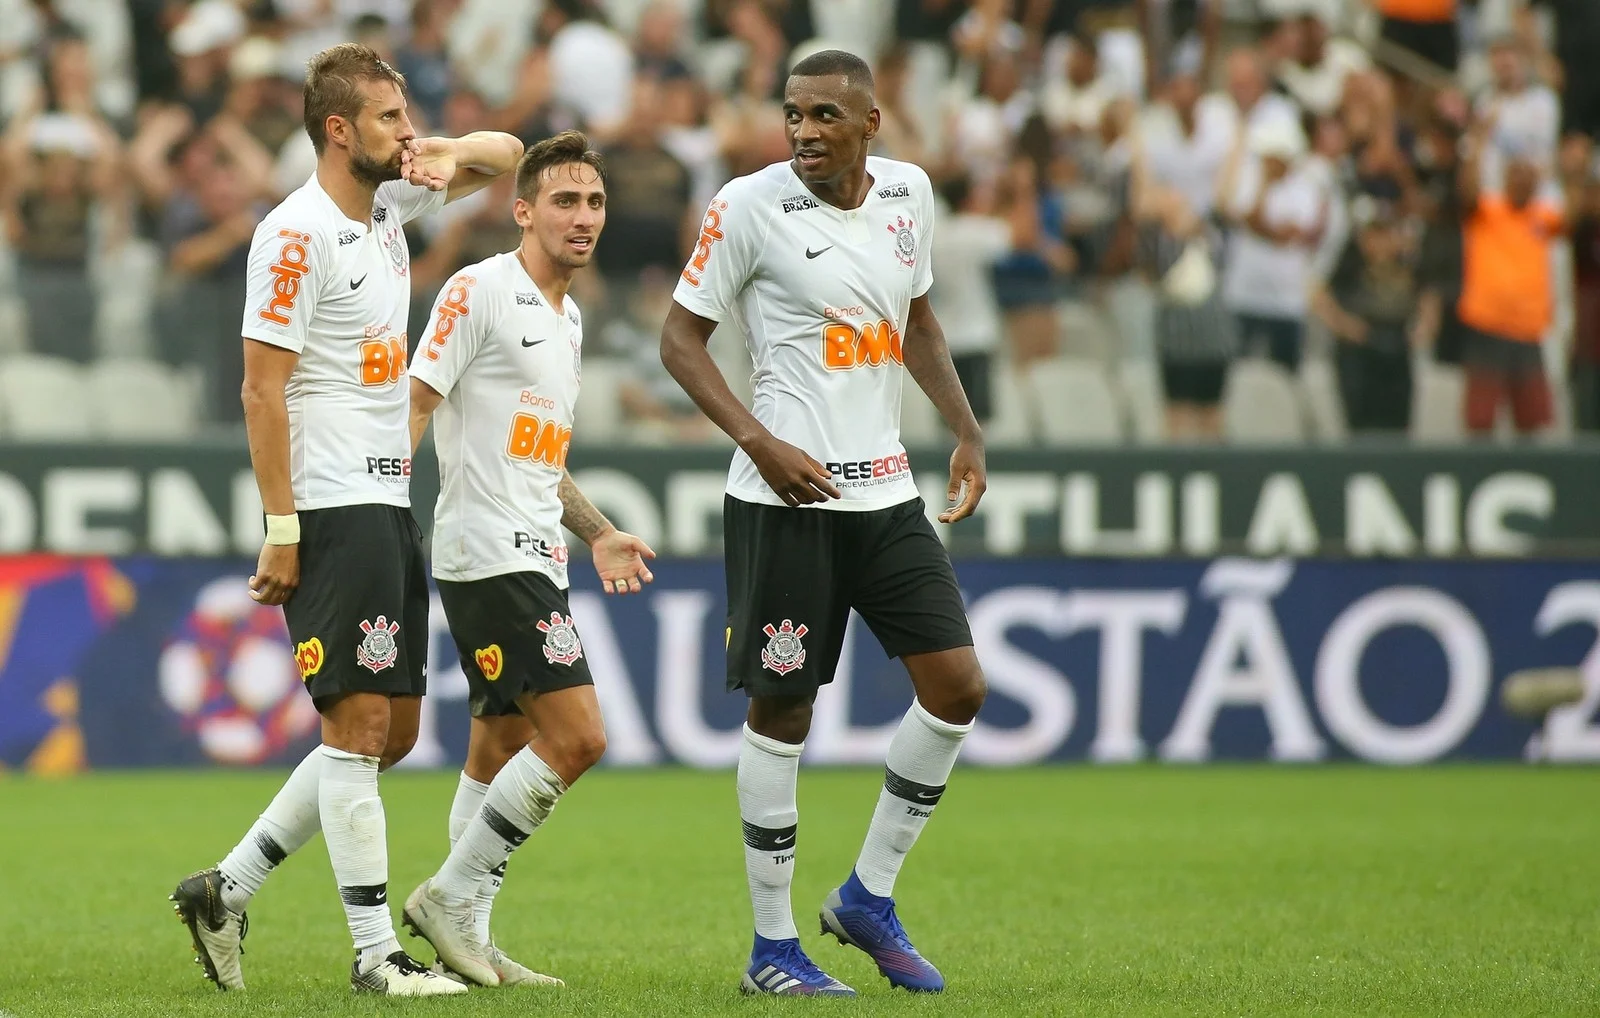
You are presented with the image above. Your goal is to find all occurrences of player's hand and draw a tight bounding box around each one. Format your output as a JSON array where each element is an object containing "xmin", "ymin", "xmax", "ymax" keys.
[
  {"xmin": 403, "ymin": 138, "xmax": 457, "ymax": 192},
  {"xmin": 592, "ymin": 529, "xmax": 656, "ymax": 594},
  {"xmin": 939, "ymin": 438, "xmax": 986, "ymax": 524},
  {"xmin": 747, "ymin": 435, "xmax": 841, "ymax": 507},
  {"xmin": 249, "ymin": 542, "xmax": 299, "ymax": 605}
]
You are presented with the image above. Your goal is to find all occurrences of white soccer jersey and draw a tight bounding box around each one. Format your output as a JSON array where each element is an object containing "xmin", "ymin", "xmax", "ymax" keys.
[
  {"xmin": 240, "ymin": 174, "xmax": 446, "ymax": 511},
  {"xmin": 672, "ymin": 156, "xmax": 934, "ymax": 511},
  {"xmin": 410, "ymin": 251, "xmax": 583, "ymax": 586}
]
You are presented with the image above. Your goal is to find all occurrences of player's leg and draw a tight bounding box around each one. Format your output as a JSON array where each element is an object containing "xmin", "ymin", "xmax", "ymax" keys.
[
  {"xmin": 724, "ymin": 496, "xmax": 855, "ymax": 997},
  {"xmin": 820, "ymin": 498, "xmax": 985, "ymax": 993},
  {"xmin": 455, "ymin": 714, "xmax": 533, "ymax": 949},
  {"xmin": 406, "ymin": 572, "xmax": 592, "ymax": 986}
]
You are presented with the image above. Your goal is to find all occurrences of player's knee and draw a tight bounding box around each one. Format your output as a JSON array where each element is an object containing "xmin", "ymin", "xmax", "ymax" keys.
[
  {"xmin": 747, "ymin": 698, "xmax": 813, "ymax": 744},
  {"xmin": 378, "ymin": 730, "xmax": 417, "ymax": 771},
  {"xmin": 924, "ymin": 667, "xmax": 986, "ymax": 726},
  {"xmin": 550, "ymin": 725, "xmax": 607, "ymax": 778}
]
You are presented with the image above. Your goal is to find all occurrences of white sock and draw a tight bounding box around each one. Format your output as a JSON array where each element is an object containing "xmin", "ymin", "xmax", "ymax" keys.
[
  {"xmin": 853, "ymin": 700, "xmax": 972, "ymax": 898},
  {"xmin": 218, "ymin": 747, "xmax": 322, "ymax": 913},
  {"xmin": 318, "ymin": 745, "xmax": 399, "ymax": 965},
  {"xmin": 737, "ymin": 724, "xmax": 803, "ymax": 941},
  {"xmin": 434, "ymin": 747, "xmax": 565, "ymax": 905},
  {"xmin": 447, "ymin": 772, "xmax": 501, "ymax": 945}
]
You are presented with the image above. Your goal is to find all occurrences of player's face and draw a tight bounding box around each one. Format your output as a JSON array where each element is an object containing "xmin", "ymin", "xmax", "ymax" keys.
[
  {"xmin": 342, "ymin": 79, "xmax": 415, "ymax": 186},
  {"xmin": 517, "ymin": 161, "xmax": 607, "ymax": 270},
  {"xmin": 783, "ymin": 75, "xmax": 879, "ymax": 187}
]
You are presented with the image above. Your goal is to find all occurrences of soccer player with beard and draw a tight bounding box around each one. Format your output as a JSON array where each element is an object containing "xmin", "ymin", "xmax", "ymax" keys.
[
  {"xmin": 400, "ymin": 131, "xmax": 655, "ymax": 989},
  {"xmin": 660, "ymin": 50, "xmax": 988, "ymax": 996},
  {"xmin": 168, "ymin": 44, "xmax": 521, "ymax": 997}
]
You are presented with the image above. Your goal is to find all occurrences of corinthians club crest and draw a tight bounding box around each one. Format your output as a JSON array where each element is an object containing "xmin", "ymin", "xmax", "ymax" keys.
[
  {"xmin": 356, "ymin": 616, "xmax": 400, "ymax": 673},
  {"xmin": 537, "ymin": 612, "xmax": 584, "ymax": 666},
  {"xmin": 887, "ymin": 215, "xmax": 916, "ymax": 267},
  {"xmin": 760, "ymin": 619, "xmax": 809, "ymax": 675}
]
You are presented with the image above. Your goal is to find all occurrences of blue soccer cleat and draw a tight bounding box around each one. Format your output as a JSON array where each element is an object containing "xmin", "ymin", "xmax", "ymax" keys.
[
  {"xmin": 739, "ymin": 934, "xmax": 857, "ymax": 996},
  {"xmin": 819, "ymin": 871, "xmax": 944, "ymax": 992}
]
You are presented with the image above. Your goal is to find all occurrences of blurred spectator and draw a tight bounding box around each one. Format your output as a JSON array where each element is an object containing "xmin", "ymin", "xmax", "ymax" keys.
[
  {"xmin": 1276, "ymin": 13, "xmax": 1370, "ymax": 118},
  {"xmin": 394, "ymin": 0, "xmax": 457, "ymax": 132},
  {"xmin": 633, "ymin": 0, "xmax": 692, "ymax": 82},
  {"xmin": 872, "ymin": 44, "xmax": 929, "ymax": 166},
  {"xmin": 1131, "ymin": 138, "xmax": 1234, "ymax": 441},
  {"xmin": 1138, "ymin": 0, "xmax": 1220, "ymax": 95},
  {"xmin": 1, "ymin": 110, "xmax": 123, "ymax": 362},
  {"xmin": 1312, "ymin": 195, "xmax": 1430, "ymax": 434},
  {"xmin": 1475, "ymin": 35, "xmax": 1559, "ymax": 183},
  {"xmin": 1219, "ymin": 116, "xmax": 1327, "ymax": 372},
  {"xmin": 158, "ymin": 155, "xmax": 266, "ymax": 420},
  {"xmin": 543, "ymin": 0, "xmax": 635, "ymax": 137},
  {"xmin": 993, "ymin": 128, "xmax": 1074, "ymax": 365},
  {"xmin": 931, "ymin": 174, "xmax": 1025, "ymax": 422},
  {"xmin": 1564, "ymin": 137, "xmax": 1600, "ymax": 431},
  {"xmin": 658, "ymin": 70, "xmax": 725, "ymax": 212},
  {"xmin": 950, "ymin": 54, "xmax": 1034, "ymax": 184},
  {"xmin": 597, "ymin": 80, "xmax": 694, "ymax": 313},
  {"xmin": 1375, "ymin": 0, "xmax": 1458, "ymax": 73},
  {"xmin": 1528, "ymin": 0, "xmax": 1600, "ymax": 142},
  {"xmin": 1041, "ymin": 34, "xmax": 1117, "ymax": 137},
  {"xmin": 611, "ymin": 268, "xmax": 715, "ymax": 440},
  {"xmin": 1210, "ymin": 47, "xmax": 1301, "ymax": 144},
  {"xmin": 1143, "ymin": 65, "xmax": 1231, "ymax": 220},
  {"xmin": 167, "ymin": 0, "xmax": 246, "ymax": 127},
  {"xmin": 224, "ymin": 38, "xmax": 301, "ymax": 158},
  {"xmin": 1456, "ymin": 118, "xmax": 1562, "ymax": 436}
]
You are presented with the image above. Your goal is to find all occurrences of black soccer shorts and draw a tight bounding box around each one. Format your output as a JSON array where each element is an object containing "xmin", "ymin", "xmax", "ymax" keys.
[
  {"xmin": 436, "ymin": 570, "xmax": 595, "ymax": 718},
  {"xmin": 723, "ymin": 495, "xmax": 974, "ymax": 698},
  {"xmin": 283, "ymin": 503, "xmax": 429, "ymax": 708}
]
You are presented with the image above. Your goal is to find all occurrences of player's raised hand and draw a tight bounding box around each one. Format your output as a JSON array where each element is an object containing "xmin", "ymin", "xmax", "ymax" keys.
[
  {"xmin": 593, "ymin": 530, "xmax": 656, "ymax": 594},
  {"xmin": 939, "ymin": 438, "xmax": 987, "ymax": 524},
  {"xmin": 748, "ymin": 435, "xmax": 841, "ymax": 507},
  {"xmin": 248, "ymin": 542, "xmax": 299, "ymax": 605},
  {"xmin": 404, "ymin": 137, "xmax": 457, "ymax": 192}
]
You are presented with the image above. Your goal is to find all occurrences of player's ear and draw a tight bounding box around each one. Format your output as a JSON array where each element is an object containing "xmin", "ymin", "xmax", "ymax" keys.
[
  {"xmin": 513, "ymin": 197, "xmax": 534, "ymax": 228},
  {"xmin": 864, "ymin": 104, "xmax": 880, "ymax": 143},
  {"xmin": 325, "ymin": 114, "xmax": 350, "ymax": 150}
]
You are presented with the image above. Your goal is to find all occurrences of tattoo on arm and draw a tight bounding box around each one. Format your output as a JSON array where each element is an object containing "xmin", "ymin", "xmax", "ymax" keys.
[{"xmin": 559, "ymin": 471, "xmax": 614, "ymax": 545}]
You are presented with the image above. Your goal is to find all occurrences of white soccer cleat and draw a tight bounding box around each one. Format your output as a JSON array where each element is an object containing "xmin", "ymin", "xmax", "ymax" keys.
[
  {"xmin": 402, "ymin": 879, "xmax": 500, "ymax": 987},
  {"xmin": 489, "ymin": 943, "xmax": 565, "ymax": 987},
  {"xmin": 169, "ymin": 868, "xmax": 246, "ymax": 991},
  {"xmin": 350, "ymin": 949, "xmax": 468, "ymax": 996}
]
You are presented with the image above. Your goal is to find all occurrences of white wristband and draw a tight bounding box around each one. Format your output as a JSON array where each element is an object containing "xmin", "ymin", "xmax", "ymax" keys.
[{"xmin": 264, "ymin": 513, "xmax": 301, "ymax": 546}]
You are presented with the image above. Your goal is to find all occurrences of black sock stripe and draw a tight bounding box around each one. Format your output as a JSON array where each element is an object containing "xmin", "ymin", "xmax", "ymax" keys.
[
  {"xmin": 481, "ymin": 805, "xmax": 530, "ymax": 848},
  {"xmin": 741, "ymin": 821, "xmax": 798, "ymax": 852},
  {"xmin": 489, "ymin": 861, "xmax": 508, "ymax": 879},
  {"xmin": 884, "ymin": 767, "xmax": 945, "ymax": 807},
  {"xmin": 254, "ymin": 830, "xmax": 288, "ymax": 867},
  {"xmin": 339, "ymin": 883, "xmax": 388, "ymax": 907}
]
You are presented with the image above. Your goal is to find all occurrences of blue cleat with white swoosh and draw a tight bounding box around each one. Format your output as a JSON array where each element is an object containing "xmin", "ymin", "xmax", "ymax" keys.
[
  {"xmin": 819, "ymin": 871, "xmax": 944, "ymax": 992},
  {"xmin": 739, "ymin": 935, "xmax": 856, "ymax": 996}
]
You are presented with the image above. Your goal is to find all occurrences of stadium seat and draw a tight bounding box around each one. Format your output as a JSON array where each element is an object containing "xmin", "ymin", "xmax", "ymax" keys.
[
  {"xmin": 88, "ymin": 358, "xmax": 200, "ymax": 440},
  {"xmin": 1411, "ymin": 357, "xmax": 1466, "ymax": 444},
  {"xmin": 1299, "ymin": 356, "xmax": 1348, "ymax": 442},
  {"xmin": 899, "ymin": 376, "xmax": 944, "ymax": 446},
  {"xmin": 1024, "ymin": 357, "xmax": 1124, "ymax": 445},
  {"xmin": 984, "ymin": 360, "xmax": 1032, "ymax": 447},
  {"xmin": 574, "ymin": 355, "xmax": 625, "ymax": 443},
  {"xmin": 1116, "ymin": 358, "xmax": 1166, "ymax": 445},
  {"xmin": 0, "ymin": 355, "xmax": 94, "ymax": 440},
  {"xmin": 1223, "ymin": 359, "xmax": 1306, "ymax": 444}
]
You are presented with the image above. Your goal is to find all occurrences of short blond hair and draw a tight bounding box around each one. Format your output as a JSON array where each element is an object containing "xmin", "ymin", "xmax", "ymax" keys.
[{"xmin": 302, "ymin": 44, "xmax": 407, "ymax": 155}]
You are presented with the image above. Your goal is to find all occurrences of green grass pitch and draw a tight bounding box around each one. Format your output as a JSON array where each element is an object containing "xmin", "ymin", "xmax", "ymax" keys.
[{"xmin": 1, "ymin": 766, "xmax": 1596, "ymax": 1017}]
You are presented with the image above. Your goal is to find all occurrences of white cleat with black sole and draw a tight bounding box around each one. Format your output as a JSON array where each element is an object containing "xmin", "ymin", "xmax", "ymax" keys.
[
  {"xmin": 169, "ymin": 868, "xmax": 246, "ymax": 991},
  {"xmin": 350, "ymin": 949, "xmax": 468, "ymax": 996},
  {"xmin": 403, "ymin": 879, "xmax": 500, "ymax": 987}
]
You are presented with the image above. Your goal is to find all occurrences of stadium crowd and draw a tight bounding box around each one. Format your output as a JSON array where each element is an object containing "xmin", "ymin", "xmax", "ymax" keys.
[{"xmin": 0, "ymin": 0, "xmax": 1597, "ymax": 445}]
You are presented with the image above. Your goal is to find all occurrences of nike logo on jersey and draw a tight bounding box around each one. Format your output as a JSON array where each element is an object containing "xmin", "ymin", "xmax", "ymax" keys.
[
  {"xmin": 521, "ymin": 336, "xmax": 546, "ymax": 347},
  {"xmin": 805, "ymin": 246, "xmax": 833, "ymax": 259},
  {"xmin": 350, "ymin": 274, "xmax": 367, "ymax": 290}
]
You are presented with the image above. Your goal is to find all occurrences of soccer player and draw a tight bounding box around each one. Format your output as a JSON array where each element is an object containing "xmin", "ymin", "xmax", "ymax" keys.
[
  {"xmin": 401, "ymin": 131, "xmax": 655, "ymax": 988},
  {"xmin": 168, "ymin": 44, "xmax": 522, "ymax": 996},
  {"xmin": 659, "ymin": 50, "xmax": 988, "ymax": 996}
]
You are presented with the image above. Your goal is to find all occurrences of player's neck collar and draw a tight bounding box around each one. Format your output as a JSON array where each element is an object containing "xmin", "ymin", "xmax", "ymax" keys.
[{"xmin": 790, "ymin": 160, "xmax": 876, "ymax": 212}]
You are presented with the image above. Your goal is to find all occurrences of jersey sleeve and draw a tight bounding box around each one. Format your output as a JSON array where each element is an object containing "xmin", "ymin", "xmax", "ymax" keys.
[
  {"xmin": 672, "ymin": 184, "xmax": 762, "ymax": 323},
  {"xmin": 376, "ymin": 179, "xmax": 449, "ymax": 225},
  {"xmin": 410, "ymin": 270, "xmax": 491, "ymax": 398},
  {"xmin": 913, "ymin": 169, "xmax": 936, "ymax": 298},
  {"xmin": 240, "ymin": 218, "xmax": 322, "ymax": 352}
]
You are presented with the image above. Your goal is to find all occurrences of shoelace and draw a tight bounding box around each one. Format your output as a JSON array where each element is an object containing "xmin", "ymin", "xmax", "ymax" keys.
[
  {"xmin": 385, "ymin": 951, "xmax": 430, "ymax": 976},
  {"xmin": 772, "ymin": 941, "xmax": 834, "ymax": 986},
  {"xmin": 861, "ymin": 898, "xmax": 917, "ymax": 954},
  {"xmin": 236, "ymin": 913, "xmax": 249, "ymax": 955}
]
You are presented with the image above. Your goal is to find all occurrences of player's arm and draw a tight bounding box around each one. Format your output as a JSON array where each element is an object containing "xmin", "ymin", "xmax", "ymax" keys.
[
  {"xmin": 659, "ymin": 303, "xmax": 840, "ymax": 506},
  {"xmin": 403, "ymin": 131, "xmax": 524, "ymax": 204},
  {"xmin": 241, "ymin": 339, "xmax": 301, "ymax": 605},
  {"xmin": 409, "ymin": 376, "xmax": 444, "ymax": 454},
  {"xmin": 902, "ymin": 294, "xmax": 987, "ymax": 523},
  {"xmin": 559, "ymin": 471, "xmax": 656, "ymax": 595}
]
